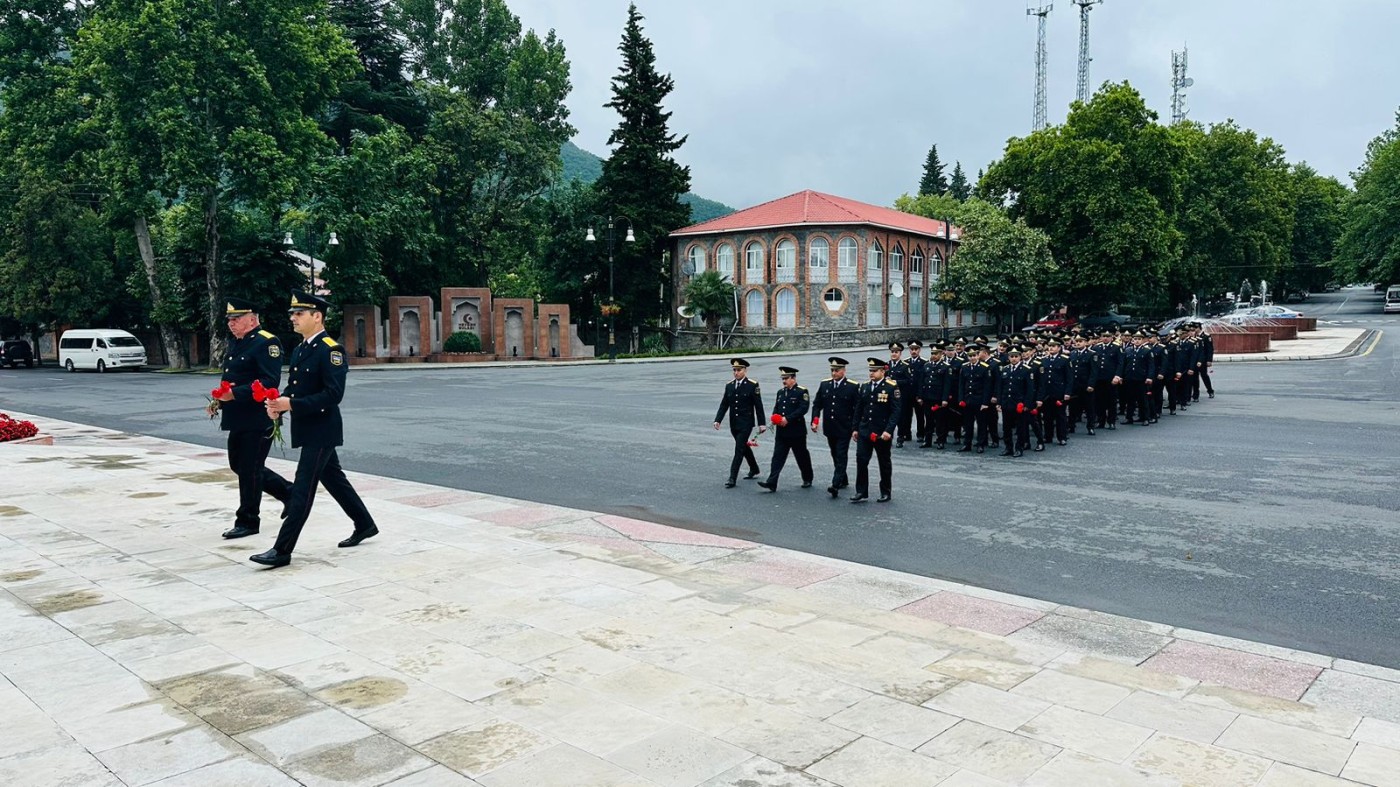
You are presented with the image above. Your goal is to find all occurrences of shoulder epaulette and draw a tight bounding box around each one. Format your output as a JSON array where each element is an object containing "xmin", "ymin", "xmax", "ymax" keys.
[
  {"xmin": 978, "ymin": 361, "xmax": 989, "ymax": 367},
  {"xmin": 822, "ymin": 377, "xmax": 832, "ymax": 382},
  {"xmin": 258, "ymin": 330, "xmax": 275, "ymax": 339},
  {"xmin": 885, "ymin": 378, "xmax": 898, "ymax": 386},
  {"xmin": 797, "ymin": 385, "xmax": 808, "ymax": 391},
  {"xmin": 322, "ymin": 336, "xmax": 339, "ymax": 347}
]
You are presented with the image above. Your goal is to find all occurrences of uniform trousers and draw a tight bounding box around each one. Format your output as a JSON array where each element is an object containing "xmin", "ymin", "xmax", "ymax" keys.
[
  {"xmin": 854, "ymin": 436, "xmax": 892, "ymax": 497},
  {"xmin": 1123, "ymin": 380, "xmax": 1151, "ymax": 423},
  {"xmin": 1002, "ymin": 410, "xmax": 1029, "ymax": 453},
  {"xmin": 914, "ymin": 404, "xmax": 931, "ymax": 443},
  {"xmin": 825, "ymin": 433, "xmax": 850, "ymax": 488},
  {"xmin": 1151, "ymin": 377, "xmax": 1166, "ymax": 419},
  {"xmin": 766, "ymin": 431, "xmax": 813, "ymax": 488},
  {"xmin": 962, "ymin": 406, "xmax": 990, "ymax": 448},
  {"xmin": 896, "ymin": 392, "xmax": 914, "ymax": 442},
  {"xmin": 1097, "ymin": 380, "xmax": 1119, "ymax": 426},
  {"xmin": 1041, "ymin": 398, "xmax": 1069, "ymax": 441},
  {"xmin": 227, "ymin": 428, "xmax": 275, "ymax": 529},
  {"xmin": 1069, "ymin": 386, "xmax": 1097, "ymax": 429},
  {"xmin": 727, "ymin": 429, "xmax": 760, "ymax": 481},
  {"xmin": 264, "ymin": 446, "xmax": 376, "ymax": 556}
]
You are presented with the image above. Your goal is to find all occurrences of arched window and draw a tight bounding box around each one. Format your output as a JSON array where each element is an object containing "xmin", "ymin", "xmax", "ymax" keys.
[
  {"xmin": 866, "ymin": 240, "xmax": 883, "ymax": 283},
  {"xmin": 775, "ymin": 239, "xmax": 796, "ymax": 282},
  {"xmin": 775, "ymin": 289, "xmax": 797, "ymax": 328},
  {"xmin": 890, "ymin": 243, "xmax": 904, "ymax": 273},
  {"xmin": 687, "ymin": 245, "xmax": 705, "ymax": 276},
  {"xmin": 744, "ymin": 289, "xmax": 765, "ymax": 327},
  {"xmin": 822, "ymin": 287, "xmax": 845, "ymax": 313},
  {"xmin": 911, "ymin": 247, "xmax": 924, "ymax": 275},
  {"xmin": 745, "ymin": 242, "xmax": 765, "ymax": 284},
  {"xmin": 837, "ymin": 237, "xmax": 858, "ymax": 282},
  {"xmin": 809, "ymin": 238, "xmax": 830, "ymax": 283},
  {"xmin": 716, "ymin": 244, "xmax": 735, "ymax": 281},
  {"xmin": 930, "ymin": 249, "xmax": 944, "ymax": 284}
]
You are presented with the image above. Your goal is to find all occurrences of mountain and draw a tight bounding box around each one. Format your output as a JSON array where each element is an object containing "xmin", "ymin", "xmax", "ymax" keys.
[{"xmin": 559, "ymin": 140, "xmax": 736, "ymax": 225}]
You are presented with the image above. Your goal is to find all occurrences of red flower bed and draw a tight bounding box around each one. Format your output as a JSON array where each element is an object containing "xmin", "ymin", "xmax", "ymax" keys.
[{"xmin": 0, "ymin": 413, "xmax": 40, "ymax": 442}]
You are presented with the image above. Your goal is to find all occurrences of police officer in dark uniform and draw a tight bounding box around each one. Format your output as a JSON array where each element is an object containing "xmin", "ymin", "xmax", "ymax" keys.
[
  {"xmin": 1038, "ymin": 338, "xmax": 1072, "ymax": 445},
  {"xmin": 811, "ymin": 357, "xmax": 859, "ymax": 497},
  {"xmin": 251, "ymin": 292, "xmax": 378, "ymax": 568},
  {"xmin": 998, "ymin": 346, "xmax": 1035, "ymax": 457},
  {"xmin": 215, "ymin": 298, "xmax": 284, "ymax": 539},
  {"xmin": 758, "ymin": 366, "xmax": 813, "ymax": 492},
  {"xmin": 905, "ymin": 340, "xmax": 930, "ymax": 446},
  {"xmin": 714, "ymin": 358, "xmax": 766, "ymax": 487},
  {"xmin": 851, "ymin": 358, "xmax": 899, "ymax": 503},
  {"xmin": 1121, "ymin": 331, "xmax": 1155, "ymax": 425},
  {"xmin": 957, "ymin": 345, "xmax": 994, "ymax": 453},
  {"xmin": 1068, "ymin": 333, "xmax": 1099, "ymax": 436},
  {"xmin": 918, "ymin": 343, "xmax": 953, "ymax": 448},
  {"xmin": 887, "ymin": 342, "xmax": 915, "ymax": 447},
  {"xmin": 1095, "ymin": 329, "xmax": 1124, "ymax": 429}
]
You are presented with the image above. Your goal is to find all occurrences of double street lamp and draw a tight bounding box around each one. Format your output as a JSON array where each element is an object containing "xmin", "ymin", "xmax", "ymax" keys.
[
  {"xmin": 585, "ymin": 216, "xmax": 634, "ymax": 361},
  {"xmin": 283, "ymin": 229, "xmax": 339, "ymax": 290}
]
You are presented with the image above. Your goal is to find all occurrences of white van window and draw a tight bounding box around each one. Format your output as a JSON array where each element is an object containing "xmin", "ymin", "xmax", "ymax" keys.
[
  {"xmin": 109, "ymin": 336, "xmax": 143, "ymax": 347},
  {"xmin": 97, "ymin": 339, "xmax": 108, "ymax": 348},
  {"xmin": 60, "ymin": 337, "xmax": 92, "ymax": 349}
]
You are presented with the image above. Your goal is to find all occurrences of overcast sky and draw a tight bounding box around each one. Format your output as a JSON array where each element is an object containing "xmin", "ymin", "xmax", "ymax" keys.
[{"xmin": 508, "ymin": 0, "xmax": 1400, "ymax": 210}]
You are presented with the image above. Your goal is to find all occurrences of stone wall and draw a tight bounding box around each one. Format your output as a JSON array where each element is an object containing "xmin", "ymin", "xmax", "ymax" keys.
[{"xmin": 673, "ymin": 324, "xmax": 999, "ymax": 352}]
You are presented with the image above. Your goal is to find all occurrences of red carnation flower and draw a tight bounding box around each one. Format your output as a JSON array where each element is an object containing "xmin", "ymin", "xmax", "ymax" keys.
[{"xmin": 770, "ymin": 413, "xmax": 783, "ymax": 425}]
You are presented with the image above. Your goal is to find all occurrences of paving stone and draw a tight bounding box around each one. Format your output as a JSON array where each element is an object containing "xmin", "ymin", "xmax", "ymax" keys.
[
  {"xmin": 1256, "ymin": 762, "xmax": 1358, "ymax": 785},
  {"xmin": 60, "ymin": 698, "xmax": 198, "ymax": 753},
  {"xmin": 824, "ymin": 695, "xmax": 959, "ymax": 750},
  {"xmin": 698, "ymin": 755, "xmax": 839, "ymax": 786},
  {"xmin": 806, "ymin": 736, "xmax": 959, "ymax": 787},
  {"xmin": 417, "ymin": 718, "xmax": 555, "ymax": 778},
  {"xmin": 95, "ymin": 727, "xmax": 242, "ymax": 786},
  {"xmin": 476, "ymin": 743, "xmax": 652, "ymax": 787},
  {"xmin": 718, "ymin": 705, "xmax": 859, "ymax": 768},
  {"xmin": 283, "ymin": 733, "xmax": 434, "ymax": 787},
  {"xmin": 0, "ymin": 743, "xmax": 123, "ymax": 787},
  {"xmin": 381, "ymin": 764, "xmax": 480, "ymax": 786},
  {"xmin": 237, "ymin": 707, "xmax": 377, "ymax": 765},
  {"xmin": 1303, "ymin": 669, "xmax": 1400, "ymax": 725},
  {"xmin": 787, "ymin": 618, "xmax": 882, "ymax": 648},
  {"xmin": 1105, "ymin": 690, "xmax": 1238, "ymax": 745},
  {"xmin": 1341, "ymin": 742, "xmax": 1400, "ymax": 787},
  {"xmin": 1128, "ymin": 734, "xmax": 1272, "ymax": 785},
  {"xmin": 1352, "ymin": 717, "xmax": 1400, "ymax": 751},
  {"xmin": 358, "ymin": 684, "xmax": 490, "ymax": 746},
  {"xmin": 898, "ymin": 592, "xmax": 1044, "ymax": 636},
  {"xmin": 922, "ymin": 681, "xmax": 1052, "ymax": 732},
  {"xmin": 145, "ymin": 756, "xmax": 303, "ymax": 786},
  {"xmin": 1018, "ymin": 705, "xmax": 1154, "ymax": 762},
  {"xmin": 1332, "ymin": 659, "xmax": 1400, "ymax": 685},
  {"xmin": 1143, "ymin": 640, "xmax": 1322, "ymax": 701},
  {"xmin": 1048, "ymin": 653, "xmax": 1199, "ymax": 698},
  {"xmin": 936, "ymin": 771, "xmax": 1008, "ymax": 787},
  {"xmin": 915, "ymin": 720, "xmax": 1059, "ymax": 783},
  {"xmin": 799, "ymin": 573, "xmax": 938, "ymax": 611},
  {"xmin": 926, "ymin": 650, "xmax": 1040, "ymax": 690},
  {"xmin": 1186, "ymin": 684, "xmax": 1361, "ymax": 738},
  {"xmin": 1010, "ymin": 669, "xmax": 1132, "ymax": 714},
  {"xmin": 606, "ymin": 725, "xmax": 750, "ymax": 787},
  {"xmin": 1009, "ymin": 615, "xmax": 1172, "ymax": 665},
  {"xmin": 1216, "ymin": 714, "xmax": 1356, "ymax": 775},
  {"xmin": 1023, "ymin": 750, "xmax": 1177, "ymax": 786},
  {"xmin": 851, "ymin": 634, "xmax": 952, "ymax": 670}
]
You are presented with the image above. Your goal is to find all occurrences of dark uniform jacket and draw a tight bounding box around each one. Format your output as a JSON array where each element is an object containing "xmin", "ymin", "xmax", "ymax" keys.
[
  {"xmin": 770, "ymin": 384, "xmax": 811, "ymax": 437},
  {"xmin": 999, "ymin": 363, "xmax": 1037, "ymax": 409},
  {"xmin": 1095, "ymin": 342, "xmax": 1124, "ymax": 380},
  {"xmin": 958, "ymin": 360, "xmax": 994, "ymax": 408},
  {"xmin": 1149, "ymin": 342, "xmax": 1168, "ymax": 378},
  {"xmin": 919, "ymin": 360, "xmax": 952, "ymax": 406},
  {"xmin": 1069, "ymin": 347, "xmax": 1100, "ymax": 388},
  {"xmin": 907, "ymin": 356, "xmax": 928, "ymax": 390},
  {"xmin": 715, "ymin": 377, "xmax": 764, "ymax": 433},
  {"xmin": 888, "ymin": 358, "xmax": 915, "ymax": 399},
  {"xmin": 854, "ymin": 377, "xmax": 902, "ymax": 437},
  {"xmin": 1038, "ymin": 353, "xmax": 1072, "ymax": 401},
  {"xmin": 1122, "ymin": 345, "xmax": 1153, "ymax": 381},
  {"xmin": 286, "ymin": 331, "xmax": 348, "ymax": 448},
  {"xmin": 811, "ymin": 376, "xmax": 859, "ymax": 437},
  {"xmin": 220, "ymin": 329, "xmax": 283, "ymax": 432},
  {"xmin": 1200, "ymin": 333, "xmax": 1215, "ymax": 363}
]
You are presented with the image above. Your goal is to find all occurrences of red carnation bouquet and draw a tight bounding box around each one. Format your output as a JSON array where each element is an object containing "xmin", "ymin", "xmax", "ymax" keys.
[
  {"xmin": 205, "ymin": 380, "xmax": 232, "ymax": 420},
  {"xmin": 0, "ymin": 413, "xmax": 40, "ymax": 442},
  {"xmin": 251, "ymin": 380, "xmax": 286, "ymax": 451}
]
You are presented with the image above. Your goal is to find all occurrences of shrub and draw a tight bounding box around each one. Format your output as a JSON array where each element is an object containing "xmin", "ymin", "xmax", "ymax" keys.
[{"xmin": 443, "ymin": 331, "xmax": 483, "ymax": 353}]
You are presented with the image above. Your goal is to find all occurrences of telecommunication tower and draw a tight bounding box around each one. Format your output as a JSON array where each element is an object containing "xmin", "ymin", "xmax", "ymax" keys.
[
  {"xmin": 1074, "ymin": 0, "xmax": 1104, "ymax": 104},
  {"xmin": 1171, "ymin": 48, "xmax": 1193, "ymax": 124},
  {"xmin": 1028, "ymin": 2, "xmax": 1053, "ymax": 131}
]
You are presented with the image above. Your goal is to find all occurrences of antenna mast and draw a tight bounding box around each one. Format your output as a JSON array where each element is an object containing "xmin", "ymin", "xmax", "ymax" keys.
[
  {"xmin": 1171, "ymin": 47, "xmax": 1192, "ymax": 124},
  {"xmin": 1028, "ymin": 2, "xmax": 1053, "ymax": 131},
  {"xmin": 1074, "ymin": 0, "xmax": 1103, "ymax": 104}
]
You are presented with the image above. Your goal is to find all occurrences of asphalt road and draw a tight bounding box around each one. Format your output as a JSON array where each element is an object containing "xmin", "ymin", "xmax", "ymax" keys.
[{"xmin": 4, "ymin": 288, "xmax": 1399, "ymax": 667}]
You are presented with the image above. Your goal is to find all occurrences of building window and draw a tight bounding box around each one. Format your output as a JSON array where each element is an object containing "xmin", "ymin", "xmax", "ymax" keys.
[
  {"xmin": 775, "ymin": 239, "xmax": 796, "ymax": 282},
  {"xmin": 809, "ymin": 237, "xmax": 830, "ymax": 284},
  {"xmin": 822, "ymin": 287, "xmax": 844, "ymax": 312},
  {"xmin": 866, "ymin": 240, "xmax": 883, "ymax": 283},
  {"xmin": 745, "ymin": 241, "xmax": 765, "ymax": 284},
  {"xmin": 837, "ymin": 237, "xmax": 858, "ymax": 283},
  {"xmin": 866, "ymin": 283, "xmax": 883, "ymax": 326},
  {"xmin": 717, "ymin": 243, "xmax": 735, "ymax": 281},
  {"xmin": 890, "ymin": 243, "xmax": 904, "ymax": 273},
  {"xmin": 687, "ymin": 245, "xmax": 705, "ymax": 277},
  {"xmin": 911, "ymin": 248, "xmax": 924, "ymax": 275},
  {"xmin": 745, "ymin": 289, "xmax": 765, "ymax": 327},
  {"xmin": 775, "ymin": 289, "xmax": 797, "ymax": 327},
  {"xmin": 929, "ymin": 249, "xmax": 943, "ymax": 286},
  {"xmin": 910, "ymin": 286, "xmax": 923, "ymax": 322}
]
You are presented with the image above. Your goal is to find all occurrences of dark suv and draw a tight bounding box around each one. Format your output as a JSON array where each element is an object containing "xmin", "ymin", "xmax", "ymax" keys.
[{"xmin": 0, "ymin": 339, "xmax": 35, "ymax": 368}]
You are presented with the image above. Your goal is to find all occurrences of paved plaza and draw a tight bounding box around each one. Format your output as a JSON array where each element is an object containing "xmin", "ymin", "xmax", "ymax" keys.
[{"xmin": 3, "ymin": 415, "xmax": 1400, "ymax": 786}]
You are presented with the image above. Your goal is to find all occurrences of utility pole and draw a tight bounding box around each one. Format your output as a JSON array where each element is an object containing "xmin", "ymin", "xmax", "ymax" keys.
[
  {"xmin": 1028, "ymin": 2, "xmax": 1053, "ymax": 131},
  {"xmin": 1074, "ymin": 0, "xmax": 1103, "ymax": 104},
  {"xmin": 1171, "ymin": 47, "xmax": 1193, "ymax": 125}
]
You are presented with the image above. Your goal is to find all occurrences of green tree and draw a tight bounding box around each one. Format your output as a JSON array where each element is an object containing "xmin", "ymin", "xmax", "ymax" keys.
[
  {"xmin": 1337, "ymin": 110, "xmax": 1400, "ymax": 286},
  {"xmin": 948, "ymin": 162, "xmax": 971, "ymax": 201},
  {"xmin": 1169, "ymin": 120, "xmax": 1294, "ymax": 303},
  {"xmin": 324, "ymin": 0, "xmax": 426, "ymax": 148},
  {"xmin": 982, "ymin": 82, "xmax": 1184, "ymax": 310},
  {"xmin": 682, "ymin": 269, "xmax": 735, "ymax": 347},
  {"xmin": 893, "ymin": 192, "xmax": 963, "ymax": 224},
  {"xmin": 919, "ymin": 144, "xmax": 948, "ymax": 196},
  {"xmin": 594, "ymin": 3, "xmax": 691, "ymax": 328},
  {"xmin": 1286, "ymin": 163, "xmax": 1349, "ymax": 292}
]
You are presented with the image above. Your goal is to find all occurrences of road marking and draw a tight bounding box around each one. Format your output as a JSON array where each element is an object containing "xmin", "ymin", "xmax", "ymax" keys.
[{"xmin": 1359, "ymin": 330, "xmax": 1383, "ymax": 357}]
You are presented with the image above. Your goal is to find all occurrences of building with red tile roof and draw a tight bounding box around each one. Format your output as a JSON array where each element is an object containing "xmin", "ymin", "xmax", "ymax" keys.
[{"xmin": 670, "ymin": 190, "xmax": 995, "ymax": 347}]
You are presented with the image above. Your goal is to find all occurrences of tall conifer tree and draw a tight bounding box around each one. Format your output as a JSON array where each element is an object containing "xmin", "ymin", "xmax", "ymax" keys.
[
  {"xmin": 595, "ymin": 3, "xmax": 691, "ymax": 328},
  {"xmin": 948, "ymin": 162, "xmax": 971, "ymax": 201},
  {"xmin": 919, "ymin": 144, "xmax": 948, "ymax": 195}
]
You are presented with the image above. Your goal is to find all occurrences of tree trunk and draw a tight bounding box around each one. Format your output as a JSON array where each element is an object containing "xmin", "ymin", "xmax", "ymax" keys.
[
  {"xmin": 203, "ymin": 187, "xmax": 227, "ymax": 367},
  {"xmin": 133, "ymin": 215, "xmax": 187, "ymax": 369}
]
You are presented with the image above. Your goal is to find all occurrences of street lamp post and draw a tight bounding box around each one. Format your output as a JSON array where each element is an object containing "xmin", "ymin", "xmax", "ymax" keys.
[
  {"xmin": 283, "ymin": 229, "xmax": 339, "ymax": 290},
  {"xmin": 585, "ymin": 216, "xmax": 635, "ymax": 362}
]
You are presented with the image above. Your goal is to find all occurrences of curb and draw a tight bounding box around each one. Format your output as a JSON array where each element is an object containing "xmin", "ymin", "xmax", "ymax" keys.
[
  {"xmin": 1214, "ymin": 328, "xmax": 1379, "ymax": 363},
  {"xmin": 348, "ymin": 344, "xmax": 892, "ymax": 372}
]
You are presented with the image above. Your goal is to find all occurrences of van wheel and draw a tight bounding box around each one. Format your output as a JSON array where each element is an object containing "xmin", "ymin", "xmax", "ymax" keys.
[
  {"xmin": 97, "ymin": 360, "xmax": 106, "ymax": 373},
  {"xmin": 25, "ymin": 359, "xmax": 33, "ymax": 368},
  {"xmin": 65, "ymin": 359, "xmax": 75, "ymax": 372}
]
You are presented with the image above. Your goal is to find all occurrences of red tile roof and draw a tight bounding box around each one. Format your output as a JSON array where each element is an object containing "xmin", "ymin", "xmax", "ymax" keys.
[{"xmin": 671, "ymin": 190, "xmax": 960, "ymax": 241}]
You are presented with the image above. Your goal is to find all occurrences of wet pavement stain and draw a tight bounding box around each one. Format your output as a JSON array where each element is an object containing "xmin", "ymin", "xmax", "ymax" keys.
[
  {"xmin": 0, "ymin": 505, "xmax": 27, "ymax": 516},
  {"xmin": 159, "ymin": 670, "xmax": 318, "ymax": 735},
  {"xmin": 318, "ymin": 676, "xmax": 409, "ymax": 710},
  {"xmin": 19, "ymin": 456, "xmax": 63, "ymax": 463},
  {"xmin": 291, "ymin": 735, "xmax": 418, "ymax": 782},
  {"xmin": 0, "ymin": 569, "xmax": 43, "ymax": 583},
  {"xmin": 32, "ymin": 590, "xmax": 105, "ymax": 615},
  {"xmin": 162, "ymin": 471, "xmax": 239, "ymax": 485},
  {"xmin": 129, "ymin": 492, "xmax": 167, "ymax": 499}
]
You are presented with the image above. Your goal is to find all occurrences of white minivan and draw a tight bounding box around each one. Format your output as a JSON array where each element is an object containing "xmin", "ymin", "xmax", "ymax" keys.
[{"xmin": 59, "ymin": 329, "xmax": 148, "ymax": 372}]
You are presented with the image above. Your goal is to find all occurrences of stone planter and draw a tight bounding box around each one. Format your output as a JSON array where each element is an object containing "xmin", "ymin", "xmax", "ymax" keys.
[
  {"xmin": 1210, "ymin": 331, "xmax": 1271, "ymax": 353},
  {"xmin": 1244, "ymin": 320, "xmax": 1299, "ymax": 341},
  {"xmin": 1, "ymin": 434, "xmax": 53, "ymax": 446},
  {"xmin": 1294, "ymin": 316, "xmax": 1317, "ymax": 332}
]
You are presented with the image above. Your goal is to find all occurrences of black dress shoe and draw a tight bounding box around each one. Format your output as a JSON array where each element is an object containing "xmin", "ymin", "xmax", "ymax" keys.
[
  {"xmin": 1087, "ymin": 428, "xmax": 1096, "ymax": 436},
  {"xmin": 222, "ymin": 526, "xmax": 259, "ymax": 539},
  {"xmin": 1208, "ymin": 391, "xmax": 1215, "ymax": 398},
  {"xmin": 1014, "ymin": 450, "xmax": 1024, "ymax": 457},
  {"xmin": 725, "ymin": 479, "xmax": 737, "ymax": 488},
  {"xmin": 1000, "ymin": 450, "xmax": 1015, "ymax": 457},
  {"xmin": 895, "ymin": 439, "xmax": 905, "ymax": 448},
  {"xmin": 756, "ymin": 481, "xmax": 776, "ymax": 492},
  {"xmin": 975, "ymin": 445, "xmax": 984, "ymax": 454},
  {"xmin": 800, "ymin": 481, "xmax": 812, "ymax": 489},
  {"xmin": 935, "ymin": 442, "xmax": 945, "ymax": 450},
  {"xmin": 957, "ymin": 446, "xmax": 972, "ymax": 453},
  {"xmin": 1057, "ymin": 439, "xmax": 1067, "ymax": 446},
  {"xmin": 249, "ymin": 550, "xmax": 290, "ymax": 568},
  {"xmin": 1034, "ymin": 443, "xmax": 1045, "ymax": 452},
  {"xmin": 876, "ymin": 494, "xmax": 891, "ymax": 503},
  {"xmin": 827, "ymin": 486, "xmax": 838, "ymax": 498},
  {"xmin": 1107, "ymin": 423, "xmax": 1116, "ymax": 430},
  {"xmin": 744, "ymin": 471, "xmax": 761, "ymax": 479},
  {"xmin": 339, "ymin": 525, "xmax": 379, "ymax": 548},
  {"xmin": 849, "ymin": 493, "xmax": 868, "ymax": 503}
]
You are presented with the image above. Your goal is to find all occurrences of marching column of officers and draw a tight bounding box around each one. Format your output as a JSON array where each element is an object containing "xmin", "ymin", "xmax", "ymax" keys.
[{"xmin": 715, "ymin": 322, "xmax": 1216, "ymax": 501}]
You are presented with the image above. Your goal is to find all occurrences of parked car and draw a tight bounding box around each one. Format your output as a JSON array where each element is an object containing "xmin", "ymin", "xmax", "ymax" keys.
[
  {"xmin": 0, "ymin": 339, "xmax": 35, "ymax": 368},
  {"xmin": 1078, "ymin": 310, "xmax": 1132, "ymax": 329},
  {"xmin": 1384, "ymin": 285, "xmax": 1400, "ymax": 314},
  {"xmin": 59, "ymin": 329, "xmax": 147, "ymax": 372},
  {"xmin": 1247, "ymin": 305, "xmax": 1304, "ymax": 319},
  {"xmin": 1024, "ymin": 311, "xmax": 1077, "ymax": 331}
]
